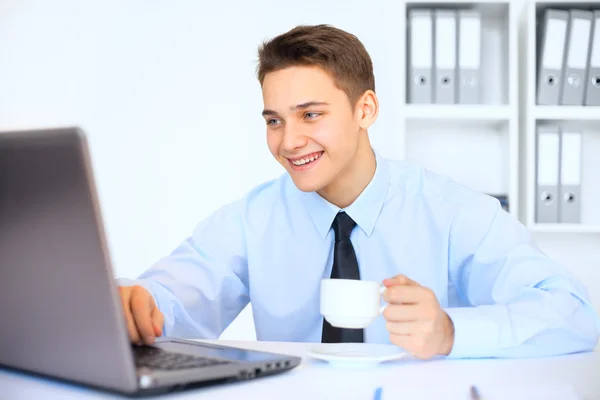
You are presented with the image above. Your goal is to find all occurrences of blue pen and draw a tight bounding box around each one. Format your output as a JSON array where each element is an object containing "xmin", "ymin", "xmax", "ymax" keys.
[
  {"xmin": 373, "ymin": 386, "xmax": 383, "ymax": 400},
  {"xmin": 470, "ymin": 385, "xmax": 482, "ymax": 400}
]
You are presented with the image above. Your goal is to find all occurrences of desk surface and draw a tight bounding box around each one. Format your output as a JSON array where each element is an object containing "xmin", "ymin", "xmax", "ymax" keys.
[{"xmin": 1, "ymin": 340, "xmax": 599, "ymax": 400}]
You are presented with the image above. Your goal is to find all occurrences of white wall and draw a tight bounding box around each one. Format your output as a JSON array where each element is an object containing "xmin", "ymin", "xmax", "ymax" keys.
[{"xmin": 1, "ymin": 0, "xmax": 598, "ymax": 342}]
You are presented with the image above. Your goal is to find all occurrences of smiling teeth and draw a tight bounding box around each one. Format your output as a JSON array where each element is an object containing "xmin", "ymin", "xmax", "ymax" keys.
[{"xmin": 292, "ymin": 153, "xmax": 321, "ymax": 166}]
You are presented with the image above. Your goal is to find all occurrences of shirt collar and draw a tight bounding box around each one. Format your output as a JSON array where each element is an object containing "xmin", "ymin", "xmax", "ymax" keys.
[{"xmin": 298, "ymin": 149, "xmax": 390, "ymax": 239}]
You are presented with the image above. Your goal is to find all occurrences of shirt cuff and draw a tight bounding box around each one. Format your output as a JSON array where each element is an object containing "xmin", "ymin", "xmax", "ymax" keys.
[
  {"xmin": 115, "ymin": 277, "xmax": 156, "ymax": 295},
  {"xmin": 444, "ymin": 306, "xmax": 504, "ymax": 358},
  {"xmin": 115, "ymin": 277, "xmax": 137, "ymax": 287}
]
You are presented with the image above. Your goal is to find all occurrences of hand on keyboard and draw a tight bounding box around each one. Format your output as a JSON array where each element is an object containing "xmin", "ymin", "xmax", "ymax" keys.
[{"xmin": 118, "ymin": 285, "xmax": 164, "ymax": 346}]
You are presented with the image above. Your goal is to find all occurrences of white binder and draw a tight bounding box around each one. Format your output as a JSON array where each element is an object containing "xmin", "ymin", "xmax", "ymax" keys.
[
  {"xmin": 434, "ymin": 9, "xmax": 457, "ymax": 104},
  {"xmin": 537, "ymin": 10, "xmax": 569, "ymax": 105},
  {"xmin": 584, "ymin": 11, "xmax": 600, "ymax": 106},
  {"xmin": 536, "ymin": 125, "xmax": 560, "ymax": 223},
  {"xmin": 458, "ymin": 10, "xmax": 482, "ymax": 104},
  {"xmin": 561, "ymin": 10, "xmax": 593, "ymax": 105},
  {"xmin": 408, "ymin": 9, "xmax": 433, "ymax": 104},
  {"xmin": 559, "ymin": 130, "xmax": 582, "ymax": 223}
]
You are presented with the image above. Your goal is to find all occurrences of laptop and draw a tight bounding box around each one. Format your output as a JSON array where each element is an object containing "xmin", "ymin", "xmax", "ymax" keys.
[{"xmin": 0, "ymin": 127, "xmax": 301, "ymax": 396}]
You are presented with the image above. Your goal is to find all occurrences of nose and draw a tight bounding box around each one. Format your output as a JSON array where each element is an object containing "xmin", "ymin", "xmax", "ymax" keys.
[{"xmin": 281, "ymin": 125, "xmax": 308, "ymax": 153}]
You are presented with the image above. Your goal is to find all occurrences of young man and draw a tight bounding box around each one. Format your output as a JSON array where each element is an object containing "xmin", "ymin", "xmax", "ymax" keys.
[{"xmin": 118, "ymin": 25, "xmax": 599, "ymax": 360}]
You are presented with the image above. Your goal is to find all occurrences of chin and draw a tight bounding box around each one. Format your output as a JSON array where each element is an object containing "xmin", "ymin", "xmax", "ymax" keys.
[{"xmin": 289, "ymin": 175, "xmax": 327, "ymax": 193}]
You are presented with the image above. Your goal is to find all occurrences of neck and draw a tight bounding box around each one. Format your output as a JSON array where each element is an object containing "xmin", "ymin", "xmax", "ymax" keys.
[{"xmin": 318, "ymin": 134, "xmax": 376, "ymax": 209}]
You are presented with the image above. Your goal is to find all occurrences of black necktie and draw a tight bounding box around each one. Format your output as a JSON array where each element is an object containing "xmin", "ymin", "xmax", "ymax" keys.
[{"xmin": 321, "ymin": 211, "xmax": 364, "ymax": 343}]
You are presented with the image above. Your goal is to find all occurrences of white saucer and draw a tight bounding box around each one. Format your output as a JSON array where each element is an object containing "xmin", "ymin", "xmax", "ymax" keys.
[{"xmin": 306, "ymin": 343, "xmax": 408, "ymax": 368}]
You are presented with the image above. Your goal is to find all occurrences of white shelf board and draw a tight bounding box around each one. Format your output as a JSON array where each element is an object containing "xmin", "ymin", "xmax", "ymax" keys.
[
  {"xmin": 403, "ymin": 105, "xmax": 513, "ymax": 121},
  {"xmin": 534, "ymin": 0, "xmax": 599, "ymax": 5},
  {"xmin": 534, "ymin": 106, "xmax": 600, "ymax": 121},
  {"xmin": 407, "ymin": 0, "xmax": 510, "ymax": 4},
  {"xmin": 530, "ymin": 224, "xmax": 600, "ymax": 234}
]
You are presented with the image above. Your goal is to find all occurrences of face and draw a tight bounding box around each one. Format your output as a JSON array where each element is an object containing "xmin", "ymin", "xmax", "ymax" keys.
[{"xmin": 261, "ymin": 65, "xmax": 376, "ymax": 193}]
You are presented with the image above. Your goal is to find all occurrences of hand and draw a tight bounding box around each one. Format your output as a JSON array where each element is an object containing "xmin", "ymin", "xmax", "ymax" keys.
[
  {"xmin": 118, "ymin": 285, "xmax": 164, "ymax": 345},
  {"xmin": 382, "ymin": 275, "xmax": 454, "ymax": 359}
]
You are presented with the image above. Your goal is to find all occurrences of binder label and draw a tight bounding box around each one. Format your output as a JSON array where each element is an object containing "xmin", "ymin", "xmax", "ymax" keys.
[{"xmin": 543, "ymin": 19, "xmax": 568, "ymax": 69}]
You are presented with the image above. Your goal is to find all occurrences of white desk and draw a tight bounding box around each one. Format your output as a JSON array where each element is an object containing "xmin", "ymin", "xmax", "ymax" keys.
[{"xmin": 1, "ymin": 340, "xmax": 599, "ymax": 399}]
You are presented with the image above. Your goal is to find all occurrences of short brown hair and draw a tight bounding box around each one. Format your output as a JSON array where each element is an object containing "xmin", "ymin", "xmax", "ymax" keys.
[{"xmin": 257, "ymin": 24, "xmax": 375, "ymax": 107}]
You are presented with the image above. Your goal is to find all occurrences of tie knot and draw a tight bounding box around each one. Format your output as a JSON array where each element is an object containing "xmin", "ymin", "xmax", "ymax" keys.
[{"xmin": 332, "ymin": 211, "xmax": 356, "ymax": 241}]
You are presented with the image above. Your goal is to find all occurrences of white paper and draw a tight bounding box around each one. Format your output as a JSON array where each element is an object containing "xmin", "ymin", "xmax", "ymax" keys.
[{"xmin": 381, "ymin": 383, "xmax": 581, "ymax": 400}]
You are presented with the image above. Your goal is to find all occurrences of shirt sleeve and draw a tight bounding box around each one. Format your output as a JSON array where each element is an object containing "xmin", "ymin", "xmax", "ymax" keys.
[
  {"xmin": 444, "ymin": 194, "xmax": 600, "ymax": 359},
  {"xmin": 116, "ymin": 201, "xmax": 249, "ymax": 340}
]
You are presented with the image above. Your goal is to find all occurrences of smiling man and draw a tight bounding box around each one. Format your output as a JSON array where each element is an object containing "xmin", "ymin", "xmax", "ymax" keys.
[{"xmin": 117, "ymin": 24, "xmax": 600, "ymax": 359}]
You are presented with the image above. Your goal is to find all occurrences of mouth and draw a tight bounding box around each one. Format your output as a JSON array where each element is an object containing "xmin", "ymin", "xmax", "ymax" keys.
[{"xmin": 287, "ymin": 151, "xmax": 324, "ymax": 171}]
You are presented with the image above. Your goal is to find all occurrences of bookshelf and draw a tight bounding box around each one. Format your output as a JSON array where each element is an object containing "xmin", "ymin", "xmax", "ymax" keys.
[
  {"xmin": 399, "ymin": 1, "xmax": 520, "ymax": 219},
  {"xmin": 534, "ymin": 106, "xmax": 600, "ymax": 120},
  {"xmin": 403, "ymin": 105, "xmax": 513, "ymax": 121},
  {"xmin": 522, "ymin": 0, "xmax": 600, "ymax": 234},
  {"xmin": 531, "ymin": 223, "xmax": 600, "ymax": 233}
]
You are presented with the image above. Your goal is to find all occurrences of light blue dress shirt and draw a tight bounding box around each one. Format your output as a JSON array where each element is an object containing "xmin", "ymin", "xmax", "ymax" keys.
[{"xmin": 120, "ymin": 150, "xmax": 600, "ymax": 358}]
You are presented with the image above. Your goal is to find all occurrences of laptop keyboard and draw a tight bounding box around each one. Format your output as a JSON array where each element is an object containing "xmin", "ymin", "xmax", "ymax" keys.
[{"xmin": 133, "ymin": 345, "xmax": 232, "ymax": 371}]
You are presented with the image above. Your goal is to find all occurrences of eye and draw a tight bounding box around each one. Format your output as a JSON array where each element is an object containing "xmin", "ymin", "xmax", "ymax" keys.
[
  {"xmin": 304, "ymin": 112, "xmax": 320, "ymax": 120},
  {"xmin": 266, "ymin": 118, "xmax": 282, "ymax": 126}
]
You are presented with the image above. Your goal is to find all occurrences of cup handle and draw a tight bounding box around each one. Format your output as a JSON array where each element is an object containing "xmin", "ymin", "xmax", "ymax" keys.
[{"xmin": 379, "ymin": 286, "xmax": 387, "ymax": 314}]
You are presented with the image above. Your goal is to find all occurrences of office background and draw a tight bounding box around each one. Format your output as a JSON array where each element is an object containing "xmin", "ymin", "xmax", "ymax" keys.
[{"xmin": 0, "ymin": 0, "xmax": 598, "ymax": 341}]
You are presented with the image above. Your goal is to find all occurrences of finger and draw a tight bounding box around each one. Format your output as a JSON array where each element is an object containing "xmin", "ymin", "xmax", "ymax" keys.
[
  {"xmin": 383, "ymin": 304, "xmax": 422, "ymax": 322},
  {"xmin": 383, "ymin": 285, "xmax": 428, "ymax": 304},
  {"xmin": 130, "ymin": 287, "xmax": 157, "ymax": 345},
  {"xmin": 152, "ymin": 306, "xmax": 164, "ymax": 337},
  {"xmin": 119, "ymin": 287, "xmax": 142, "ymax": 344},
  {"xmin": 389, "ymin": 333, "xmax": 414, "ymax": 352},
  {"xmin": 386, "ymin": 321, "xmax": 422, "ymax": 336},
  {"xmin": 383, "ymin": 275, "xmax": 418, "ymax": 287},
  {"xmin": 389, "ymin": 334, "xmax": 433, "ymax": 359}
]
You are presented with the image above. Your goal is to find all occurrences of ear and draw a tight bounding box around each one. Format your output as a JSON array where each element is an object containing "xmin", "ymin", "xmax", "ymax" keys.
[{"xmin": 354, "ymin": 90, "xmax": 379, "ymax": 130}]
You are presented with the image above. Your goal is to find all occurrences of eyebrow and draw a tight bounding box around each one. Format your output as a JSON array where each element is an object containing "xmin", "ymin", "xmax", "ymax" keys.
[{"xmin": 261, "ymin": 101, "xmax": 329, "ymax": 117}]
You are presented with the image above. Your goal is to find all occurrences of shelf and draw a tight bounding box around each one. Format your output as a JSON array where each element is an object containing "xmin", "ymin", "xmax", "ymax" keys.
[
  {"xmin": 403, "ymin": 105, "xmax": 513, "ymax": 121},
  {"xmin": 524, "ymin": 2, "xmax": 600, "ymax": 234},
  {"xmin": 534, "ymin": 0, "xmax": 599, "ymax": 6},
  {"xmin": 405, "ymin": 122, "xmax": 511, "ymax": 196},
  {"xmin": 533, "ymin": 106, "xmax": 600, "ymax": 121},
  {"xmin": 407, "ymin": 0, "xmax": 510, "ymax": 5},
  {"xmin": 530, "ymin": 224, "xmax": 600, "ymax": 234}
]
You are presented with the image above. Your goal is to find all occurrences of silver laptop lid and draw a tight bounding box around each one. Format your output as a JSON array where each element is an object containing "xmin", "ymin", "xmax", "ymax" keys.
[{"xmin": 0, "ymin": 127, "xmax": 138, "ymax": 394}]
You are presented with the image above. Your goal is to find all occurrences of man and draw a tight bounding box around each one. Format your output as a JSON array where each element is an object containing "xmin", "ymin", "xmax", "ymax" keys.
[{"xmin": 118, "ymin": 24, "xmax": 600, "ymax": 360}]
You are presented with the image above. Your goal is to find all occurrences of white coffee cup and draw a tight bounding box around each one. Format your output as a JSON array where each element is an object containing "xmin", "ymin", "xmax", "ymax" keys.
[{"xmin": 320, "ymin": 279, "xmax": 387, "ymax": 329}]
